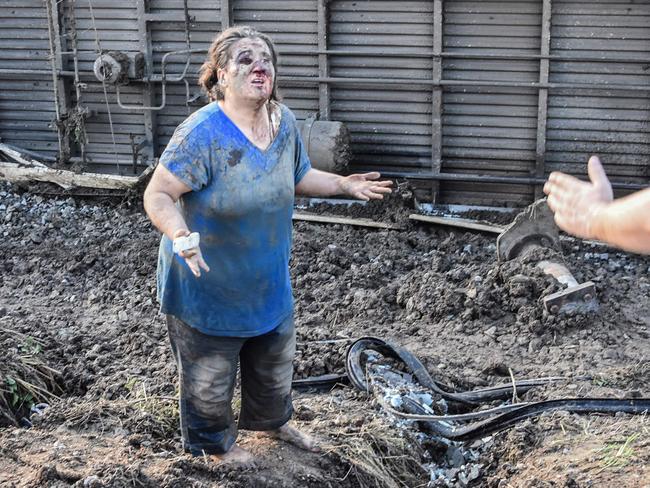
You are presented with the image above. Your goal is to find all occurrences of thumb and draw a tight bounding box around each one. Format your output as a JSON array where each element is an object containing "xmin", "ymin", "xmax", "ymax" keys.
[
  {"xmin": 361, "ymin": 171, "xmax": 381, "ymax": 181},
  {"xmin": 587, "ymin": 155, "xmax": 613, "ymax": 201},
  {"xmin": 587, "ymin": 155, "xmax": 609, "ymax": 187}
]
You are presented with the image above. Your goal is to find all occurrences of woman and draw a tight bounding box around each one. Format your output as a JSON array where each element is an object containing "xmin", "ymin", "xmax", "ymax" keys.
[{"xmin": 144, "ymin": 26, "xmax": 392, "ymax": 464}]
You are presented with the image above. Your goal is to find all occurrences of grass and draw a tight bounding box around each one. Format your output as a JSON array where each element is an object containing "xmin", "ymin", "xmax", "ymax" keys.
[
  {"xmin": 124, "ymin": 378, "xmax": 179, "ymax": 436},
  {"xmin": 325, "ymin": 417, "xmax": 428, "ymax": 488},
  {"xmin": 0, "ymin": 328, "xmax": 63, "ymax": 426},
  {"xmin": 595, "ymin": 432, "xmax": 641, "ymax": 472}
]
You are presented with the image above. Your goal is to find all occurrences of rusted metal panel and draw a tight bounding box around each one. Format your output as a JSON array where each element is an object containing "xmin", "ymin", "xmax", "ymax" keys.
[
  {"xmin": 546, "ymin": 0, "xmax": 650, "ymax": 188},
  {"xmin": 0, "ymin": 0, "xmax": 648, "ymax": 204},
  {"xmin": 0, "ymin": 2, "xmax": 58, "ymax": 158},
  {"xmin": 66, "ymin": 0, "xmax": 144, "ymax": 172},
  {"xmin": 45, "ymin": 0, "xmax": 70, "ymax": 161},
  {"xmin": 317, "ymin": 0, "xmax": 330, "ymax": 120},
  {"xmin": 431, "ymin": 0, "xmax": 443, "ymax": 203},
  {"xmin": 534, "ymin": 0, "xmax": 552, "ymax": 199},
  {"xmin": 441, "ymin": 1, "xmax": 542, "ymax": 205},
  {"xmin": 234, "ymin": 0, "xmax": 319, "ymax": 118},
  {"xmin": 137, "ymin": 0, "xmax": 156, "ymax": 168},
  {"xmin": 329, "ymin": 0, "xmax": 434, "ymax": 176},
  {"xmin": 148, "ymin": 0, "xmax": 319, "ymax": 154}
]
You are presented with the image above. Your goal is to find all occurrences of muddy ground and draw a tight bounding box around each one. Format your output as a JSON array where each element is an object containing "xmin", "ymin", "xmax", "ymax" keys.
[{"xmin": 0, "ymin": 181, "xmax": 648, "ymax": 488}]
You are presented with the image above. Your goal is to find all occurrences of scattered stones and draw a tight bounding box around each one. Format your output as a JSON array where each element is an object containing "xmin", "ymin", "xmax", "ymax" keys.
[{"xmin": 0, "ymin": 181, "xmax": 648, "ymax": 487}]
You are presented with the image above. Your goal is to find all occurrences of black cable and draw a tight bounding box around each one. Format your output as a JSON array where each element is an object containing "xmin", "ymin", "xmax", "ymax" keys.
[
  {"xmin": 345, "ymin": 336, "xmax": 650, "ymax": 441},
  {"xmin": 346, "ymin": 337, "xmax": 563, "ymax": 405},
  {"xmin": 408, "ymin": 398, "xmax": 650, "ymax": 441}
]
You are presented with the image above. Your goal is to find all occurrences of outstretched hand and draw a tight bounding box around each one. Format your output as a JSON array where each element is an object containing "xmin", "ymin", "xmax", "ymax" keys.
[
  {"xmin": 340, "ymin": 172, "xmax": 393, "ymax": 201},
  {"xmin": 173, "ymin": 229, "xmax": 210, "ymax": 278},
  {"xmin": 543, "ymin": 155, "xmax": 613, "ymax": 239}
]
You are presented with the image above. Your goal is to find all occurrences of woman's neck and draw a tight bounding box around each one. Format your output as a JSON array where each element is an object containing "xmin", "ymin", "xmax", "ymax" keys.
[
  {"xmin": 219, "ymin": 97, "xmax": 268, "ymax": 129},
  {"xmin": 219, "ymin": 97, "xmax": 278, "ymax": 150}
]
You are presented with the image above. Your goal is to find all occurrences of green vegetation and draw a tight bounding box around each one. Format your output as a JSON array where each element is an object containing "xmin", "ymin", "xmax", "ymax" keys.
[{"xmin": 596, "ymin": 433, "xmax": 640, "ymax": 471}]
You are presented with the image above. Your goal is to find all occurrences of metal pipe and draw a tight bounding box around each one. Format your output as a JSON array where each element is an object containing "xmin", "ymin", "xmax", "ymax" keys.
[
  {"xmin": 3, "ymin": 68, "xmax": 649, "ymax": 94},
  {"xmin": 145, "ymin": 73, "xmax": 650, "ymax": 93},
  {"xmin": 115, "ymin": 48, "xmax": 201, "ymax": 110},
  {"xmin": 44, "ymin": 0, "xmax": 61, "ymax": 122},
  {"xmin": 379, "ymin": 170, "xmax": 648, "ymax": 191},
  {"xmin": 69, "ymin": 1, "xmax": 88, "ymax": 164},
  {"xmin": 0, "ymin": 68, "xmax": 76, "ymax": 76},
  {"xmin": 318, "ymin": 50, "xmax": 650, "ymax": 65},
  {"xmin": 280, "ymin": 76, "xmax": 650, "ymax": 92},
  {"xmin": 537, "ymin": 260, "xmax": 579, "ymax": 287},
  {"xmin": 149, "ymin": 46, "xmax": 650, "ymax": 65}
]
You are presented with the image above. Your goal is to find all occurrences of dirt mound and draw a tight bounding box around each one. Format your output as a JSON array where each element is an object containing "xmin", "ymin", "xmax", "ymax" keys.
[{"xmin": 0, "ymin": 181, "xmax": 648, "ymax": 486}]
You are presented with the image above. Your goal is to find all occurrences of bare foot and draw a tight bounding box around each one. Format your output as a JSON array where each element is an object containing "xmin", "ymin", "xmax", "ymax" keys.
[
  {"xmin": 265, "ymin": 422, "xmax": 321, "ymax": 453},
  {"xmin": 209, "ymin": 444, "xmax": 255, "ymax": 466}
]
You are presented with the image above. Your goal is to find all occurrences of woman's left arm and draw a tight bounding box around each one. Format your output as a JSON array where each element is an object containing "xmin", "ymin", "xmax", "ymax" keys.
[{"xmin": 295, "ymin": 168, "xmax": 393, "ymax": 201}]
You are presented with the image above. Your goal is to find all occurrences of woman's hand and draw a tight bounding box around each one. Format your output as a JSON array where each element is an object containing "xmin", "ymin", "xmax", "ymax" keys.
[
  {"xmin": 543, "ymin": 155, "xmax": 613, "ymax": 239},
  {"xmin": 339, "ymin": 172, "xmax": 393, "ymax": 201},
  {"xmin": 173, "ymin": 229, "xmax": 211, "ymax": 278}
]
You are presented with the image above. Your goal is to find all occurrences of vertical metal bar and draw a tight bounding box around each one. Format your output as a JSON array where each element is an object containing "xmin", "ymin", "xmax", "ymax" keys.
[
  {"xmin": 221, "ymin": 0, "xmax": 233, "ymax": 30},
  {"xmin": 535, "ymin": 0, "xmax": 552, "ymax": 199},
  {"xmin": 68, "ymin": 0, "xmax": 88, "ymax": 164},
  {"xmin": 431, "ymin": 0, "xmax": 443, "ymax": 203},
  {"xmin": 317, "ymin": 0, "xmax": 330, "ymax": 120},
  {"xmin": 46, "ymin": 0, "xmax": 71, "ymax": 161},
  {"xmin": 137, "ymin": 0, "xmax": 157, "ymax": 167}
]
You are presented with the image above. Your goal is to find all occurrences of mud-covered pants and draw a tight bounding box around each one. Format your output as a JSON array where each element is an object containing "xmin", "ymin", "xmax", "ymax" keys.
[{"xmin": 166, "ymin": 314, "xmax": 295, "ymax": 455}]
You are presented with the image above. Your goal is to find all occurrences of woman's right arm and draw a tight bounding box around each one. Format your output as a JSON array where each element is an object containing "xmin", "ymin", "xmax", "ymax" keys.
[
  {"xmin": 144, "ymin": 164, "xmax": 210, "ymax": 277},
  {"xmin": 143, "ymin": 164, "xmax": 192, "ymax": 240}
]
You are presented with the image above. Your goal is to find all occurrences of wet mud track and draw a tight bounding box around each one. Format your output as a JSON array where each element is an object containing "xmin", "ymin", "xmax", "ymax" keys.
[{"xmin": 0, "ymin": 182, "xmax": 648, "ymax": 487}]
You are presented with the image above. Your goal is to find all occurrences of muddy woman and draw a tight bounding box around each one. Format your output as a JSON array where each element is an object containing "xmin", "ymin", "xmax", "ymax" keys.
[{"xmin": 143, "ymin": 26, "xmax": 392, "ymax": 464}]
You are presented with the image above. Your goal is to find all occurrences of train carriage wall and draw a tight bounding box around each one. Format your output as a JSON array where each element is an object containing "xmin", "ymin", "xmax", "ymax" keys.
[{"xmin": 1, "ymin": 0, "xmax": 648, "ymax": 205}]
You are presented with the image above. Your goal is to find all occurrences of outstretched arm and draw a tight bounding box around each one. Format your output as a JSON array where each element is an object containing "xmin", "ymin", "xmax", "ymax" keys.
[
  {"xmin": 295, "ymin": 168, "xmax": 393, "ymax": 200},
  {"xmin": 544, "ymin": 155, "xmax": 650, "ymax": 254}
]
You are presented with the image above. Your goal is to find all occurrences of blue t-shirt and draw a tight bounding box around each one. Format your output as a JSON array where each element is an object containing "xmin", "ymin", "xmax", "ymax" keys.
[{"xmin": 156, "ymin": 102, "xmax": 311, "ymax": 337}]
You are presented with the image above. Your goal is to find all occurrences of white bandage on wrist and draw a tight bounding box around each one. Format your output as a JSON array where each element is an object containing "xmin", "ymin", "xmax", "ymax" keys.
[{"xmin": 173, "ymin": 232, "xmax": 200, "ymax": 254}]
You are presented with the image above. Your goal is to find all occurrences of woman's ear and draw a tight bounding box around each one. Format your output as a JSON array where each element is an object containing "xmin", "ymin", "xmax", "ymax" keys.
[{"xmin": 216, "ymin": 68, "xmax": 226, "ymax": 86}]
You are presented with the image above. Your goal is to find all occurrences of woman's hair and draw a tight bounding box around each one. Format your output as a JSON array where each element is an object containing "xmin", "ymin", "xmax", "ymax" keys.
[{"xmin": 198, "ymin": 25, "xmax": 280, "ymax": 102}]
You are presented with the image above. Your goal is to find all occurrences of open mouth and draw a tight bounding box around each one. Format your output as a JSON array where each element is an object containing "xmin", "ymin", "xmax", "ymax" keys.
[{"xmin": 251, "ymin": 77, "xmax": 266, "ymax": 86}]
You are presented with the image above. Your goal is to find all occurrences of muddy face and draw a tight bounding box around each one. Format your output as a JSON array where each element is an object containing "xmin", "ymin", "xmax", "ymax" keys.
[{"xmin": 219, "ymin": 38, "xmax": 275, "ymax": 104}]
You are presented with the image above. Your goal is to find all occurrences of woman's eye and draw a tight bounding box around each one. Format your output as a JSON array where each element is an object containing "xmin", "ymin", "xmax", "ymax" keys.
[{"xmin": 239, "ymin": 56, "xmax": 252, "ymax": 65}]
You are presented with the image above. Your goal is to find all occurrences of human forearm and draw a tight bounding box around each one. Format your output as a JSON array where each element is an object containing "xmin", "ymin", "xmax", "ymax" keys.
[
  {"xmin": 295, "ymin": 168, "xmax": 344, "ymax": 197},
  {"xmin": 295, "ymin": 168, "xmax": 392, "ymax": 201},
  {"xmin": 591, "ymin": 188, "xmax": 650, "ymax": 254},
  {"xmin": 143, "ymin": 189, "xmax": 189, "ymax": 240}
]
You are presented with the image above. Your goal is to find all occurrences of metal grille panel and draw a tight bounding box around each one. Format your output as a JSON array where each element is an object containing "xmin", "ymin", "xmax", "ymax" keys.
[
  {"xmin": 0, "ymin": 1, "xmax": 648, "ymax": 204},
  {"xmin": 329, "ymin": 0, "xmax": 434, "ymax": 173},
  {"xmin": 440, "ymin": 0, "xmax": 542, "ymax": 206},
  {"xmin": 0, "ymin": 1, "xmax": 57, "ymax": 158},
  {"xmin": 546, "ymin": 0, "xmax": 650, "ymax": 187}
]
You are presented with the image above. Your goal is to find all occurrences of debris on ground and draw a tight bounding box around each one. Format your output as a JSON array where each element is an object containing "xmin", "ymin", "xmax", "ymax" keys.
[{"xmin": 0, "ymin": 180, "xmax": 648, "ymax": 486}]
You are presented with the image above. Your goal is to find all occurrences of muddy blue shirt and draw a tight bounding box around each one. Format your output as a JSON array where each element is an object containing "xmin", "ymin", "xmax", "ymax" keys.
[{"xmin": 156, "ymin": 102, "xmax": 311, "ymax": 337}]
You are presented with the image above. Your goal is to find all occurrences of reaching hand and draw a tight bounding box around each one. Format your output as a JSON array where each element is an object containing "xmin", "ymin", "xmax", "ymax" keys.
[
  {"xmin": 340, "ymin": 172, "xmax": 393, "ymax": 201},
  {"xmin": 173, "ymin": 229, "xmax": 211, "ymax": 278},
  {"xmin": 543, "ymin": 155, "xmax": 613, "ymax": 239}
]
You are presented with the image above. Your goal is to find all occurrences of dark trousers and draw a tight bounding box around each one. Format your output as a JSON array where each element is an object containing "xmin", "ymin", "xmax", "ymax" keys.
[{"xmin": 166, "ymin": 314, "xmax": 295, "ymax": 455}]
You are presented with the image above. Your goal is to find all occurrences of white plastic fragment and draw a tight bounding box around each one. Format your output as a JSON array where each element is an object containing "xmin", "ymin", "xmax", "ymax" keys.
[{"xmin": 173, "ymin": 232, "xmax": 200, "ymax": 254}]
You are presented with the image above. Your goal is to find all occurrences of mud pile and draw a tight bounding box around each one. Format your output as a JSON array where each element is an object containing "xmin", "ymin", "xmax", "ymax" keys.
[{"xmin": 0, "ymin": 181, "xmax": 648, "ymax": 487}]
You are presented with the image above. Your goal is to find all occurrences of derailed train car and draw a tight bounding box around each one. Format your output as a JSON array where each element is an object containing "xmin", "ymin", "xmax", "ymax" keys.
[{"xmin": 0, "ymin": 0, "xmax": 648, "ymax": 205}]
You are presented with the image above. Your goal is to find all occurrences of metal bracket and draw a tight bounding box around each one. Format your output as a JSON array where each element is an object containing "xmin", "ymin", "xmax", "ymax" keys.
[{"xmin": 543, "ymin": 281, "xmax": 598, "ymax": 315}]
